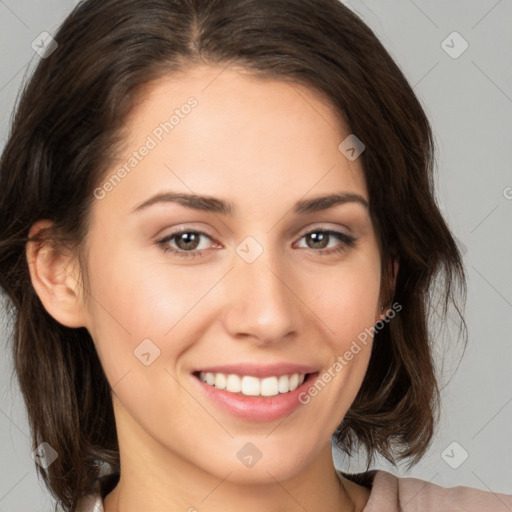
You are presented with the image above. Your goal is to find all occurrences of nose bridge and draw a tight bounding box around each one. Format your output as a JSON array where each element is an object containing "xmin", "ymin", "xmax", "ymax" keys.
[{"xmin": 223, "ymin": 236, "xmax": 300, "ymax": 343}]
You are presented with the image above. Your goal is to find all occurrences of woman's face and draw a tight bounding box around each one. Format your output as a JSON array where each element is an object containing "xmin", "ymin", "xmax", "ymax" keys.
[{"xmin": 80, "ymin": 65, "xmax": 383, "ymax": 483}]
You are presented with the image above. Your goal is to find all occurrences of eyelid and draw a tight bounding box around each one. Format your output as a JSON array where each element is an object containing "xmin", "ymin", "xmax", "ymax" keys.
[
  {"xmin": 157, "ymin": 224, "xmax": 217, "ymax": 241},
  {"xmin": 297, "ymin": 222, "xmax": 353, "ymax": 237},
  {"xmin": 158, "ymin": 227, "xmax": 220, "ymax": 249}
]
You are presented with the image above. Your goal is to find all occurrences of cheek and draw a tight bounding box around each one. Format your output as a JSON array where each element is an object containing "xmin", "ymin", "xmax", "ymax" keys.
[
  {"xmin": 83, "ymin": 241, "xmax": 229, "ymax": 388},
  {"xmin": 306, "ymin": 256, "xmax": 381, "ymax": 342},
  {"xmin": 86, "ymin": 244, "xmax": 207, "ymax": 334},
  {"xmin": 296, "ymin": 272, "xmax": 380, "ymax": 436},
  {"xmin": 299, "ymin": 251, "xmax": 381, "ymax": 401}
]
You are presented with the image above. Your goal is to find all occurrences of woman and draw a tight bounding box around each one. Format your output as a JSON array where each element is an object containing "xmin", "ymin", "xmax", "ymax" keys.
[{"xmin": 0, "ymin": 1, "xmax": 509, "ymax": 511}]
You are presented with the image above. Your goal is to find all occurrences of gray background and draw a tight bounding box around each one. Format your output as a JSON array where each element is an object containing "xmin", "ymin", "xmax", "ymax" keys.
[{"xmin": 0, "ymin": 0, "xmax": 511, "ymax": 510}]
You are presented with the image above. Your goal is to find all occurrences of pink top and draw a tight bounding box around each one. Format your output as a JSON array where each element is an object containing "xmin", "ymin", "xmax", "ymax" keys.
[{"xmin": 77, "ymin": 469, "xmax": 512, "ymax": 511}]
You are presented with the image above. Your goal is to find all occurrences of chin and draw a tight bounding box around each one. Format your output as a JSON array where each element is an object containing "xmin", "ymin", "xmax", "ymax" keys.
[{"xmin": 196, "ymin": 440, "xmax": 319, "ymax": 485}]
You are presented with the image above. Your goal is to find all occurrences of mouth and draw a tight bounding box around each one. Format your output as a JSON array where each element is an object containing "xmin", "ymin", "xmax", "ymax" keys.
[
  {"xmin": 193, "ymin": 371, "xmax": 316, "ymax": 397},
  {"xmin": 191, "ymin": 366, "xmax": 320, "ymax": 422}
]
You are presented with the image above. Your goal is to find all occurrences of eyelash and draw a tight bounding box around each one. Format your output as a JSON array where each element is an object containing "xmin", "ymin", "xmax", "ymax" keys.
[{"xmin": 157, "ymin": 227, "xmax": 356, "ymax": 259}]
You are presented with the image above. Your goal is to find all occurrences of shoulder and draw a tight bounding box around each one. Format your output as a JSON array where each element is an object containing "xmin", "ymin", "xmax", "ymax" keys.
[{"xmin": 339, "ymin": 469, "xmax": 512, "ymax": 512}]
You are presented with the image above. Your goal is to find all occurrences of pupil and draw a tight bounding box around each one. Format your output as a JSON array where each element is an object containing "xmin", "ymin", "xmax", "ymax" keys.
[
  {"xmin": 309, "ymin": 232, "xmax": 328, "ymax": 249},
  {"xmin": 178, "ymin": 233, "xmax": 199, "ymax": 250}
]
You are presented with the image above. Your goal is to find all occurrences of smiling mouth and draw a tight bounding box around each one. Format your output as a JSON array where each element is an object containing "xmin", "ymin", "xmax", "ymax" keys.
[{"xmin": 193, "ymin": 371, "xmax": 316, "ymax": 397}]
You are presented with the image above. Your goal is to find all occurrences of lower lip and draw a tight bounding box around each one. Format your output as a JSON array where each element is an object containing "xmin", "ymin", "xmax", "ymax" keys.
[{"xmin": 193, "ymin": 373, "xmax": 319, "ymax": 422}]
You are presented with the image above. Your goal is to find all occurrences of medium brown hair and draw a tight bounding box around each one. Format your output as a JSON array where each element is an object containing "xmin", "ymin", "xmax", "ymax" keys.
[{"xmin": 0, "ymin": 0, "xmax": 466, "ymax": 510}]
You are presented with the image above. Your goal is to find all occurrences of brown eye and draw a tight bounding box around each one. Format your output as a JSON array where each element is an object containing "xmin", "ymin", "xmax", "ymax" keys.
[
  {"xmin": 173, "ymin": 232, "xmax": 202, "ymax": 251},
  {"xmin": 158, "ymin": 229, "xmax": 215, "ymax": 258},
  {"xmin": 296, "ymin": 229, "xmax": 356, "ymax": 255}
]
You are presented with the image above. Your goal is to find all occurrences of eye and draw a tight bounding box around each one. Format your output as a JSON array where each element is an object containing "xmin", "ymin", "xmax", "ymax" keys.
[
  {"xmin": 157, "ymin": 227, "xmax": 357, "ymax": 259},
  {"xmin": 295, "ymin": 229, "xmax": 356, "ymax": 256},
  {"xmin": 157, "ymin": 229, "xmax": 216, "ymax": 258}
]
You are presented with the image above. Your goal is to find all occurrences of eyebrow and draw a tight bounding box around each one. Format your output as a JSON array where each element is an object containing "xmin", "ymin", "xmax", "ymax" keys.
[{"xmin": 131, "ymin": 191, "xmax": 369, "ymax": 215}]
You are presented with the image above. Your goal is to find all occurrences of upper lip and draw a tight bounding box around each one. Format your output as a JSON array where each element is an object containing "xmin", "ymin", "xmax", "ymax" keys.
[{"xmin": 193, "ymin": 363, "xmax": 319, "ymax": 378}]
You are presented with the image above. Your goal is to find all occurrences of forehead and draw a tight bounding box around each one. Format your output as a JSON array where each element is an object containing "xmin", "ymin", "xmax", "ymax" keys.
[{"xmin": 97, "ymin": 64, "xmax": 368, "ymax": 217}]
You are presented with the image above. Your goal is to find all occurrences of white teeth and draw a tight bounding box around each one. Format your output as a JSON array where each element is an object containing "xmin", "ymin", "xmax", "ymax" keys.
[
  {"xmin": 260, "ymin": 377, "xmax": 279, "ymax": 397},
  {"xmin": 198, "ymin": 372, "xmax": 308, "ymax": 396},
  {"xmin": 289, "ymin": 373, "xmax": 299, "ymax": 391},
  {"xmin": 226, "ymin": 374, "xmax": 242, "ymax": 393},
  {"xmin": 241, "ymin": 376, "xmax": 260, "ymax": 396},
  {"xmin": 278, "ymin": 375, "xmax": 289, "ymax": 393},
  {"xmin": 214, "ymin": 373, "xmax": 226, "ymax": 390}
]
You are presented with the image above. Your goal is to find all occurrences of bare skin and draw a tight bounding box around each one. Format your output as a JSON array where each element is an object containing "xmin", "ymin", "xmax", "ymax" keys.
[{"xmin": 27, "ymin": 64, "xmax": 394, "ymax": 511}]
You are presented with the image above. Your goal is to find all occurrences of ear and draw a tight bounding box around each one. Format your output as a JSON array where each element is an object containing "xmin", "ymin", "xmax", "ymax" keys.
[
  {"xmin": 26, "ymin": 220, "xmax": 88, "ymax": 328},
  {"xmin": 376, "ymin": 256, "xmax": 399, "ymax": 322}
]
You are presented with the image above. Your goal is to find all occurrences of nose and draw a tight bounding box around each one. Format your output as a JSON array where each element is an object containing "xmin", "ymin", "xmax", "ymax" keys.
[{"xmin": 221, "ymin": 243, "xmax": 302, "ymax": 345}]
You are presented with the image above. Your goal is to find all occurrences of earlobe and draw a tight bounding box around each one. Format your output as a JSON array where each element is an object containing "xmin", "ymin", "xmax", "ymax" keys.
[{"xmin": 26, "ymin": 220, "xmax": 88, "ymax": 328}]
